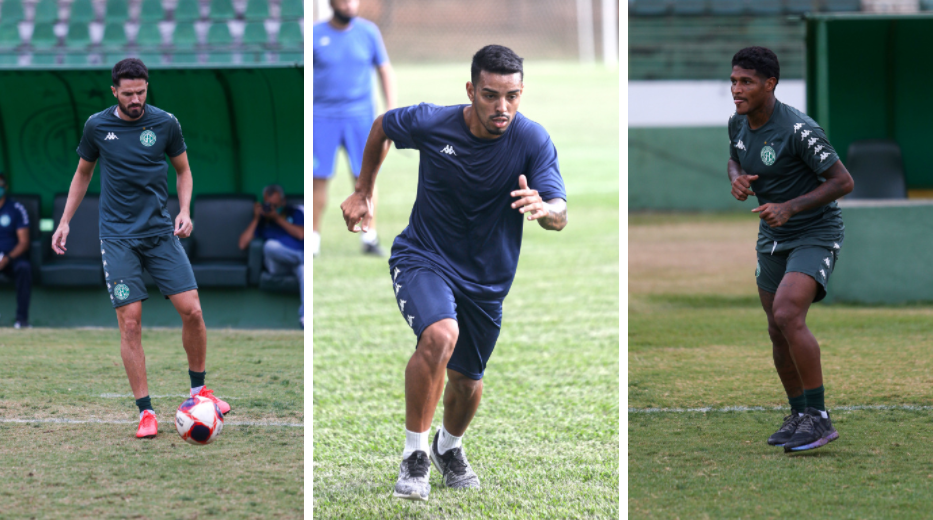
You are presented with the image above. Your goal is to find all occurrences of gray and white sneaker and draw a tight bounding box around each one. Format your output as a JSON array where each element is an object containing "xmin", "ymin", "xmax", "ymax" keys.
[
  {"xmin": 394, "ymin": 450, "xmax": 431, "ymax": 501},
  {"xmin": 430, "ymin": 431, "xmax": 480, "ymax": 489}
]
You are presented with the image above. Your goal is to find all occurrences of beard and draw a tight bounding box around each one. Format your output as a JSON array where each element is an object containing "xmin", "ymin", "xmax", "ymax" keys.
[
  {"xmin": 483, "ymin": 114, "xmax": 510, "ymax": 135},
  {"xmin": 333, "ymin": 9, "xmax": 354, "ymax": 24},
  {"xmin": 119, "ymin": 101, "xmax": 145, "ymax": 119}
]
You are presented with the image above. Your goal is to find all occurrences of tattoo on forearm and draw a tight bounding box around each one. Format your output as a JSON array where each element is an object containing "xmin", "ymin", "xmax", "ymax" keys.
[{"xmin": 539, "ymin": 206, "xmax": 567, "ymax": 231}]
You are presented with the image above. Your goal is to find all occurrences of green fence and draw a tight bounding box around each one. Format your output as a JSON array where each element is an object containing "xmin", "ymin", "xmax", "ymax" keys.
[{"xmin": 0, "ymin": 64, "xmax": 304, "ymax": 216}]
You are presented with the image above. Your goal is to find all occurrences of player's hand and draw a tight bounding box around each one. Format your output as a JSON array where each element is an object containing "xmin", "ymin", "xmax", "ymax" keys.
[
  {"xmin": 731, "ymin": 174, "xmax": 759, "ymax": 201},
  {"xmin": 510, "ymin": 175, "xmax": 548, "ymax": 221},
  {"xmin": 0, "ymin": 255, "xmax": 8, "ymax": 271},
  {"xmin": 253, "ymin": 202, "xmax": 263, "ymax": 219},
  {"xmin": 174, "ymin": 211, "xmax": 193, "ymax": 238},
  {"xmin": 340, "ymin": 191, "xmax": 373, "ymax": 233},
  {"xmin": 51, "ymin": 223, "xmax": 69, "ymax": 255},
  {"xmin": 752, "ymin": 202, "xmax": 793, "ymax": 228}
]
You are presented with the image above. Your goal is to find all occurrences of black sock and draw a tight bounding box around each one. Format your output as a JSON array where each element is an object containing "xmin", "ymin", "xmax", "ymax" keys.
[
  {"xmin": 788, "ymin": 393, "xmax": 807, "ymax": 414},
  {"xmin": 804, "ymin": 385, "xmax": 825, "ymax": 412},
  {"xmin": 135, "ymin": 395, "xmax": 153, "ymax": 414},
  {"xmin": 189, "ymin": 369, "xmax": 206, "ymax": 389}
]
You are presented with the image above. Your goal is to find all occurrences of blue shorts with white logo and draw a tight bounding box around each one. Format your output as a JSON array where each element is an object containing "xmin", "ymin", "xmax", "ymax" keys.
[
  {"xmin": 102, "ymin": 233, "xmax": 198, "ymax": 308},
  {"xmin": 389, "ymin": 259, "xmax": 503, "ymax": 380},
  {"xmin": 313, "ymin": 115, "xmax": 373, "ymax": 179}
]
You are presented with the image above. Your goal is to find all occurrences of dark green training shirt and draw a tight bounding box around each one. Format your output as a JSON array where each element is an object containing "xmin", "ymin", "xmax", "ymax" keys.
[
  {"xmin": 728, "ymin": 100, "xmax": 844, "ymax": 253},
  {"xmin": 76, "ymin": 104, "xmax": 187, "ymax": 239}
]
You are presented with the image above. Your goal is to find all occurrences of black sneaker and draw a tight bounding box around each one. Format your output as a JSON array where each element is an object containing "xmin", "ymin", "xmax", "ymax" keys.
[
  {"xmin": 429, "ymin": 431, "xmax": 480, "ymax": 489},
  {"xmin": 393, "ymin": 450, "xmax": 431, "ymax": 501},
  {"xmin": 767, "ymin": 409, "xmax": 805, "ymax": 447},
  {"xmin": 362, "ymin": 240, "xmax": 385, "ymax": 257},
  {"xmin": 783, "ymin": 407, "xmax": 839, "ymax": 452}
]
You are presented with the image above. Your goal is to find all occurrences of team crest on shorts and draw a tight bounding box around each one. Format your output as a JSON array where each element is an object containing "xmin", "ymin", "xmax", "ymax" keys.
[
  {"xmin": 755, "ymin": 261, "xmax": 760, "ymax": 278},
  {"xmin": 760, "ymin": 146, "xmax": 776, "ymax": 166},
  {"xmin": 140, "ymin": 130, "xmax": 157, "ymax": 147},
  {"xmin": 114, "ymin": 283, "xmax": 130, "ymax": 300}
]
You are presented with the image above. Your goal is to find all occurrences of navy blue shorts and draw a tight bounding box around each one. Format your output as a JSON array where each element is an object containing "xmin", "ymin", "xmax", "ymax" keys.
[
  {"xmin": 312, "ymin": 115, "xmax": 372, "ymax": 179},
  {"xmin": 389, "ymin": 259, "xmax": 503, "ymax": 380}
]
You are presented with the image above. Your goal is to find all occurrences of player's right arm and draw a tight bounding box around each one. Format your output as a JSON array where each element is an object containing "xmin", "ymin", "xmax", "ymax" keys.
[
  {"xmin": 51, "ymin": 158, "xmax": 96, "ymax": 254},
  {"xmin": 728, "ymin": 159, "xmax": 758, "ymax": 201},
  {"xmin": 340, "ymin": 114, "xmax": 391, "ymax": 233}
]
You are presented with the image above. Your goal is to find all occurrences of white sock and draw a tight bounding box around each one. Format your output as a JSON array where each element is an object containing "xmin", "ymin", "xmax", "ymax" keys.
[
  {"xmin": 402, "ymin": 429, "xmax": 430, "ymax": 458},
  {"xmin": 361, "ymin": 230, "xmax": 378, "ymax": 245},
  {"xmin": 437, "ymin": 424, "xmax": 463, "ymax": 455},
  {"xmin": 139, "ymin": 410, "xmax": 155, "ymax": 420},
  {"xmin": 190, "ymin": 385, "xmax": 204, "ymax": 397},
  {"xmin": 820, "ymin": 410, "xmax": 829, "ymax": 419},
  {"xmin": 311, "ymin": 231, "xmax": 321, "ymax": 255}
]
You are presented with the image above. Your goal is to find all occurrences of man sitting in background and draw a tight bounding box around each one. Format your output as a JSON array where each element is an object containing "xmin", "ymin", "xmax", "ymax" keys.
[
  {"xmin": 239, "ymin": 185, "xmax": 304, "ymax": 328},
  {"xmin": 0, "ymin": 173, "xmax": 33, "ymax": 329}
]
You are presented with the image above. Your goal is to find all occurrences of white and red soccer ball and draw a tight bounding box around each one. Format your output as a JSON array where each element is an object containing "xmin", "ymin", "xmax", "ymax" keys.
[{"xmin": 175, "ymin": 395, "xmax": 224, "ymax": 445}]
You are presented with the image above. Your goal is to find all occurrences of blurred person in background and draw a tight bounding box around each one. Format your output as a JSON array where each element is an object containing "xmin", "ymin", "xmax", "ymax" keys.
[
  {"xmin": 239, "ymin": 184, "xmax": 305, "ymax": 328},
  {"xmin": 0, "ymin": 173, "xmax": 33, "ymax": 329},
  {"xmin": 313, "ymin": 0, "xmax": 396, "ymax": 257}
]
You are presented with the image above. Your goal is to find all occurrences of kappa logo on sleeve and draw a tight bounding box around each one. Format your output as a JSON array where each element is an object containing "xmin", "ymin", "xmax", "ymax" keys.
[
  {"xmin": 735, "ymin": 140, "xmax": 746, "ymax": 151},
  {"xmin": 793, "ymin": 123, "xmax": 804, "ymax": 133}
]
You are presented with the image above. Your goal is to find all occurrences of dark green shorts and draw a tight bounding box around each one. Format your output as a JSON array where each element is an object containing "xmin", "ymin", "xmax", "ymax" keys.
[
  {"xmin": 101, "ymin": 234, "xmax": 198, "ymax": 308},
  {"xmin": 756, "ymin": 245, "xmax": 839, "ymax": 303}
]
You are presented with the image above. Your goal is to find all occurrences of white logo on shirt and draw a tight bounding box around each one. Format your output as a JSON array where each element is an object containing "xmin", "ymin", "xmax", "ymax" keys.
[
  {"xmin": 395, "ymin": 283, "xmax": 402, "ymax": 296},
  {"xmin": 407, "ymin": 315, "xmax": 415, "ymax": 327},
  {"xmin": 820, "ymin": 152, "xmax": 831, "ymax": 162},
  {"xmin": 814, "ymin": 145, "xmax": 824, "ymax": 155},
  {"xmin": 440, "ymin": 145, "xmax": 457, "ymax": 156},
  {"xmin": 807, "ymin": 137, "xmax": 819, "ymax": 148},
  {"xmin": 735, "ymin": 140, "xmax": 746, "ymax": 151},
  {"xmin": 320, "ymin": 36, "xmax": 330, "ymax": 46},
  {"xmin": 399, "ymin": 299, "xmax": 406, "ymax": 312},
  {"xmin": 800, "ymin": 129, "xmax": 811, "ymax": 140},
  {"xmin": 393, "ymin": 266, "xmax": 400, "ymax": 281},
  {"xmin": 824, "ymin": 257, "xmax": 831, "ymax": 268},
  {"xmin": 105, "ymin": 132, "xmax": 118, "ymax": 140},
  {"xmin": 793, "ymin": 123, "xmax": 804, "ymax": 133},
  {"xmin": 819, "ymin": 268, "xmax": 826, "ymax": 279},
  {"xmin": 0, "ymin": 215, "xmax": 9, "ymax": 227},
  {"xmin": 833, "ymin": 242, "xmax": 840, "ymax": 250}
]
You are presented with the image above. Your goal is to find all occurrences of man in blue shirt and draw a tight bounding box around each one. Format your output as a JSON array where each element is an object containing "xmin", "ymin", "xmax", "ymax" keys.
[
  {"xmin": 313, "ymin": 0, "xmax": 395, "ymax": 257},
  {"xmin": 52, "ymin": 59, "xmax": 230, "ymax": 440},
  {"xmin": 0, "ymin": 173, "xmax": 32, "ymax": 329},
  {"xmin": 341, "ymin": 45, "xmax": 568, "ymax": 501},
  {"xmin": 238, "ymin": 184, "xmax": 304, "ymax": 328}
]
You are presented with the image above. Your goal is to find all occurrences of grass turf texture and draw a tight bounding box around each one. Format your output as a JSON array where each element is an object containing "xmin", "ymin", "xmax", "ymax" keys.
[
  {"xmin": 629, "ymin": 212, "xmax": 933, "ymax": 518},
  {"xmin": 0, "ymin": 328, "xmax": 303, "ymax": 518},
  {"xmin": 313, "ymin": 62, "xmax": 620, "ymax": 518}
]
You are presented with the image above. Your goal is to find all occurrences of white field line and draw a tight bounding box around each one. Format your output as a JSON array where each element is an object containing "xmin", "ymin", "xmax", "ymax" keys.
[
  {"xmin": 99, "ymin": 393, "xmax": 245, "ymax": 400},
  {"xmin": 629, "ymin": 405, "xmax": 933, "ymax": 413},
  {"xmin": 0, "ymin": 417, "xmax": 302, "ymax": 427}
]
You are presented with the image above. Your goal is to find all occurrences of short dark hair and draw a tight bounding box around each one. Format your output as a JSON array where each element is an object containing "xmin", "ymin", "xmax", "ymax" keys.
[
  {"xmin": 732, "ymin": 47, "xmax": 780, "ymax": 87},
  {"xmin": 263, "ymin": 184, "xmax": 285, "ymax": 199},
  {"xmin": 471, "ymin": 45, "xmax": 524, "ymax": 86},
  {"xmin": 112, "ymin": 58, "xmax": 149, "ymax": 86}
]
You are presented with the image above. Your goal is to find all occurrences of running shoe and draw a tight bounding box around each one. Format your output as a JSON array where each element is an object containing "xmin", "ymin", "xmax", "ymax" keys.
[
  {"xmin": 430, "ymin": 431, "xmax": 480, "ymax": 489},
  {"xmin": 136, "ymin": 410, "xmax": 158, "ymax": 439},
  {"xmin": 394, "ymin": 451, "xmax": 431, "ymax": 501},
  {"xmin": 194, "ymin": 387, "xmax": 231, "ymax": 415},
  {"xmin": 784, "ymin": 407, "xmax": 839, "ymax": 452},
  {"xmin": 767, "ymin": 409, "xmax": 805, "ymax": 447}
]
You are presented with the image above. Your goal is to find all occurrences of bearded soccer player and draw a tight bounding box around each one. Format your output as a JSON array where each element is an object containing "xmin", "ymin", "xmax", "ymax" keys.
[
  {"xmin": 51, "ymin": 59, "xmax": 230, "ymax": 439},
  {"xmin": 728, "ymin": 47, "xmax": 854, "ymax": 452},
  {"xmin": 341, "ymin": 45, "xmax": 567, "ymax": 501}
]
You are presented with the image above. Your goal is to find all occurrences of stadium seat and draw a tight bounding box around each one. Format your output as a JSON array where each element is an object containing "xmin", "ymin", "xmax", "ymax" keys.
[
  {"xmin": 748, "ymin": 1, "xmax": 782, "ymax": 14},
  {"xmin": 64, "ymin": 52, "xmax": 90, "ymax": 64},
  {"xmin": 69, "ymin": 0, "xmax": 96, "ymax": 23},
  {"xmin": 135, "ymin": 23, "xmax": 161, "ymax": 46},
  {"xmin": 210, "ymin": 0, "xmax": 235, "ymax": 20},
  {"xmin": 30, "ymin": 22, "xmax": 57, "ymax": 49},
  {"xmin": 206, "ymin": 21, "xmax": 231, "ymax": 47},
  {"xmin": 33, "ymin": 0, "xmax": 57, "ymax": 24},
  {"xmin": 40, "ymin": 194, "xmax": 104, "ymax": 287},
  {"xmin": 66, "ymin": 21, "xmax": 91, "ymax": 49},
  {"xmin": 278, "ymin": 20, "xmax": 300, "ymax": 46},
  {"xmin": 0, "ymin": 21, "xmax": 19, "ymax": 49},
  {"xmin": 671, "ymin": 0, "xmax": 708, "ymax": 15},
  {"xmin": 278, "ymin": 50, "xmax": 301, "ymax": 63},
  {"xmin": 171, "ymin": 21, "xmax": 196, "ymax": 48},
  {"xmin": 242, "ymin": 20, "xmax": 265, "ymax": 45},
  {"xmin": 245, "ymin": 0, "xmax": 269, "ymax": 21},
  {"xmin": 140, "ymin": 0, "xmax": 165, "ymax": 22},
  {"xmin": 105, "ymin": 0, "xmax": 129, "ymax": 22},
  {"xmin": 189, "ymin": 194, "xmax": 255, "ymax": 287},
  {"xmin": 0, "ymin": 0, "xmax": 25, "ymax": 24},
  {"xmin": 281, "ymin": 0, "xmax": 302, "ymax": 19},
  {"xmin": 845, "ymin": 140, "xmax": 908, "ymax": 199},
  {"xmin": 172, "ymin": 0, "xmax": 200, "ymax": 21},
  {"xmin": 208, "ymin": 50, "xmax": 233, "ymax": 63},
  {"xmin": 630, "ymin": 0, "xmax": 670, "ymax": 16},
  {"xmin": 0, "ymin": 195, "xmax": 41, "ymax": 286},
  {"xmin": 785, "ymin": 0, "xmax": 817, "ymax": 13},
  {"xmin": 102, "ymin": 21, "xmax": 127, "ymax": 47},
  {"xmin": 709, "ymin": 0, "xmax": 745, "ymax": 14}
]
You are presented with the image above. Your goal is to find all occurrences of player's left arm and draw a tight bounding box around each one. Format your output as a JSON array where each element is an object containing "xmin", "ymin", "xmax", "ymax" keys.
[
  {"xmin": 511, "ymin": 174, "xmax": 568, "ymax": 231},
  {"xmin": 169, "ymin": 151, "xmax": 194, "ymax": 238},
  {"xmin": 752, "ymin": 160, "xmax": 854, "ymax": 227}
]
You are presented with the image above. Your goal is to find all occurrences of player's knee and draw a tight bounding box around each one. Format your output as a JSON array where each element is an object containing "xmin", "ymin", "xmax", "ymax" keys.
[
  {"xmin": 181, "ymin": 306, "xmax": 204, "ymax": 325},
  {"xmin": 263, "ymin": 239, "xmax": 283, "ymax": 256},
  {"xmin": 120, "ymin": 317, "xmax": 142, "ymax": 337},
  {"xmin": 449, "ymin": 375, "xmax": 482, "ymax": 399},
  {"xmin": 419, "ymin": 320, "xmax": 459, "ymax": 366},
  {"xmin": 772, "ymin": 304, "xmax": 803, "ymax": 332},
  {"xmin": 767, "ymin": 324, "xmax": 783, "ymax": 342}
]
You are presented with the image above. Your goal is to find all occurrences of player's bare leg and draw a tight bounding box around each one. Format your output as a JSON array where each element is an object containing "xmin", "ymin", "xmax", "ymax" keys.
[
  {"xmin": 759, "ymin": 288, "xmax": 804, "ymax": 398},
  {"xmin": 312, "ymin": 178, "xmax": 327, "ymax": 256},
  {"xmin": 168, "ymin": 289, "xmax": 205, "ymax": 372},
  {"xmin": 116, "ymin": 301, "xmax": 148, "ymax": 399},
  {"xmin": 772, "ymin": 272, "xmax": 838, "ymax": 451},
  {"xmin": 405, "ymin": 318, "xmax": 458, "ymax": 432},
  {"xmin": 442, "ymin": 370, "xmax": 483, "ymax": 436}
]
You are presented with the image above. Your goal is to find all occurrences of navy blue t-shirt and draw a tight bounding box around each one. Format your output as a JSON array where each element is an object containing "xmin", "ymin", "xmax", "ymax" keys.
[
  {"xmin": 383, "ymin": 103, "xmax": 566, "ymax": 300},
  {"xmin": 255, "ymin": 204, "xmax": 304, "ymax": 252},
  {"xmin": 0, "ymin": 198, "xmax": 29, "ymax": 255}
]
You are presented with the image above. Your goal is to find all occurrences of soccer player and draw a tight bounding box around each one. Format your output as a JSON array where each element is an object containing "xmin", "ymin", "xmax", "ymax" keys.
[
  {"xmin": 341, "ymin": 45, "xmax": 567, "ymax": 500},
  {"xmin": 727, "ymin": 47, "xmax": 854, "ymax": 452},
  {"xmin": 313, "ymin": 0, "xmax": 395, "ymax": 257},
  {"xmin": 51, "ymin": 59, "xmax": 231, "ymax": 439}
]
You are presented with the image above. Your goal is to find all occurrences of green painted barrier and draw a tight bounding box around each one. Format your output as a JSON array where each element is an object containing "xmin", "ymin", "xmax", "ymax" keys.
[{"xmin": 825, "ymin": 200, "xmax": 933, "ymax": 304}]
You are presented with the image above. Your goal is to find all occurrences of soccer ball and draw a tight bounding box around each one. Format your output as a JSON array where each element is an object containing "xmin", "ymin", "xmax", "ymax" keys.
[{"xmin": 175, "ymin": 395, "xmax": 224, "ymax": 445}]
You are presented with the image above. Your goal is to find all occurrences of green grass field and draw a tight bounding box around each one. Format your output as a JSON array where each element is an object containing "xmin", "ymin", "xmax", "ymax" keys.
[
  {"xmin": 629, "ymin": 213, "xmax": 933, "ymax": 519},
  {"xmin": 0, "ymin": 328, "xmax": 303, "ymax": 519},
  {"xmin": 313, "ymin": 62, "xmax": 620, "ymax": 518}
]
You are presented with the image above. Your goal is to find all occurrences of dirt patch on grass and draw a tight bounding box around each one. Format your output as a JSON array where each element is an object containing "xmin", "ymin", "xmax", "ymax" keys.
[{"xmin": 629, "ymin": 217, "xmax": 760, "ymax": 297}]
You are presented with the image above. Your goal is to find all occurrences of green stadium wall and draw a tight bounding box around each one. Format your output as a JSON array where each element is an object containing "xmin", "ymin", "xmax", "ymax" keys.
[{"xmin": 0, "ymin": 64, "xmax": 304, "ymax": 216}]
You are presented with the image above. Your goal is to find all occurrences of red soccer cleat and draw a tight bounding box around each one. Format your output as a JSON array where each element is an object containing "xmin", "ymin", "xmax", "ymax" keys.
[
  {"xmin": 194, "ymin": 387, "xmax": 231, "ymax": 415},
  {"xmin": 136, "ymin": 410, "xmax": 158, "ymax": 439}
]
